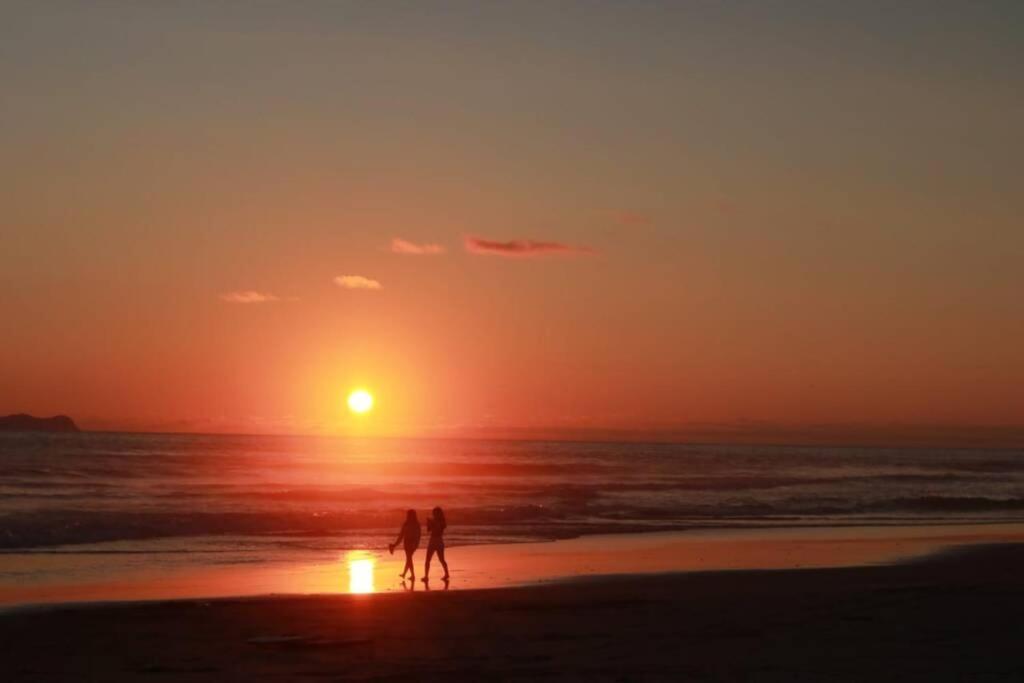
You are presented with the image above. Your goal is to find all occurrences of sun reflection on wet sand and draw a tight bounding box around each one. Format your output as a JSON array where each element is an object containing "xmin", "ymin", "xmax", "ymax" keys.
[
  {"xmin": 346, "ymin": 551, "xmax": 376, "ymax": 594},
  {"xmin": 5, "ymin": 523, "xmax": 1024, "ymax": 608}
]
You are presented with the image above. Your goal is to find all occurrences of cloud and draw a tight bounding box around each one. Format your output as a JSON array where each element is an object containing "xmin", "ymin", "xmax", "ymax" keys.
[
  {"xmin": 220, "ymin": 290, "xmax": 281, "ymax": 304},
  {"xmin": 391, "ymin": 238, "xmax": 445, "ymax": 255},
  {"xmin": 334, "ymin": 275, "xmax": 382, "ymax": 290},
  {"xmin": 464, "ymin": 236, "xmax": 596, "ymax": 257},
  {"xmin": 615, "ymin": 210, "xmax": 653, "ymax": 227}
]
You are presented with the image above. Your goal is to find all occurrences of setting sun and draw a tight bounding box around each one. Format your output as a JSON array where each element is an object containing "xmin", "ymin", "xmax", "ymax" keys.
[{"xmin": 347, "ymin": 389, "xmax": 374, "ymax": 415}]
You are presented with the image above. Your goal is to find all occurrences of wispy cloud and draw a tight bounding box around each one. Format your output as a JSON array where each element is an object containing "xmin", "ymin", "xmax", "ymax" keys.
[
  {"xmin": 464, "ymin": 236, "xmax": 595, "ymax": 257},
  {"xmin": 615, "ymin": 210, "xmax": 653, "ymax": 227},
  {"xmin": 334, "ymin": 275, "xmax": 382, "ymax": 290},
  {"xmin": 220, "ymin": 290, "xmax": 281, "ymax": 304},
  {"xmin": 391, "ymin": 238, "xmax": 446, "ymax": 255}
]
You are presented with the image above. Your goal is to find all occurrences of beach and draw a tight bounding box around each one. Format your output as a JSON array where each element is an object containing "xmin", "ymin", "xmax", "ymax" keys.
[
  {"xmin": 6, "ymin": 523, "xmax": 1024, "ymax": 607},
  {"xmin": 5, "ymin": 433, "xmax": 1024, "ymax": 679},
  {"xmin": 5, "ymin": 541, "xmax": 1024, "ymax": 681}
]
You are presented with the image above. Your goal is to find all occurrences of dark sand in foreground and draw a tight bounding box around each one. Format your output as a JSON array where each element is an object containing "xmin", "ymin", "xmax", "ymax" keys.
[{"xmin": 4, "ymin": 544, "xmax": 1024, "ymax": 682}]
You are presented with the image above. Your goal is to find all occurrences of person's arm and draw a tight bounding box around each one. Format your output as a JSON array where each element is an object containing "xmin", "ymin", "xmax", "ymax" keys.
[{"xmin": 393, "ymin": 526, "xmax": 405, "ymax": 546}]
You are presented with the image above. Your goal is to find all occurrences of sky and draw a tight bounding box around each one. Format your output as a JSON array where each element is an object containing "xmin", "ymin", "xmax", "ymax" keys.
[{"xmin": 2, "ymin": 1, "xmax": 1022, "ymax": 440}]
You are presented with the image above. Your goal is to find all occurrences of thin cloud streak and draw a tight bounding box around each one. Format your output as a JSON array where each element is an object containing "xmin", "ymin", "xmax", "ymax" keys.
[
  {"xmin": 391, "ymin": 238, "xmax": 446, "ymax": 255},
  {"xmin": 464, "ymin": 236, "xmax": 596, "ymax": 257},
  {"xmin": 220, "ymin": 291, "xmax": 281, "ymax": 304},
  {"xmin": 615, "ymin": 210, "xmax": 653, "ymax": 227},
  {"xmin": 334, "ymin": 275, "xmax": 382, "ymax": 290}
]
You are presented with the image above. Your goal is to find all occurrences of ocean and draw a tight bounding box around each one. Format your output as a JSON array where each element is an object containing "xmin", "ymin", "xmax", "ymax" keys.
[{"xmin": 2, "ymin": 431, "xmax": 1023, "ymax": 556}]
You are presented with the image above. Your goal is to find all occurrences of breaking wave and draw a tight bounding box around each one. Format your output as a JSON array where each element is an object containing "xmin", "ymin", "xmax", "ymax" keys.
[{"xmin": 2, "ymin": 432, "xmax": 1023, "ymax": 549}]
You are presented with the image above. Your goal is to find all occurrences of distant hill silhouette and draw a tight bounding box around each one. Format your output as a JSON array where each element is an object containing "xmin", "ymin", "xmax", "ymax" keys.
[{"xmin": 0, "ymin": 414, "xmax": 80, "ymax": 433}]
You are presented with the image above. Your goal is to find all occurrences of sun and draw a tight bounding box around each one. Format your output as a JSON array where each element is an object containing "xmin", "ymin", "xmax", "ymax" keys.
[{"xmin": 347, "ymin": 389, "xmax": 374, "ymax": 414}]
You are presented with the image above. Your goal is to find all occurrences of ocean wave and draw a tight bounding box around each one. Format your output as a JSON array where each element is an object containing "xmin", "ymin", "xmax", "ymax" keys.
[
  {"xmin": 871, "ymin": 496, "xmax": 1024, "ymax": 512},
  {"xmin": 4, "ymin": 495, "xmax": 1024, "ymax": 549},
  {"xmin": 4, "ymin": 434, "xmax": 1023, "ymax": 550}
]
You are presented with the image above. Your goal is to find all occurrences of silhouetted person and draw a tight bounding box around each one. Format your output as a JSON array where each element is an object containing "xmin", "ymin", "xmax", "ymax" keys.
[
  {"xmin": 422, "ymin": 506, "xmax": 449, "ymax": 583},
  {"xmin": 389, "ymin": 509, "xmax": 421, "ymax": 581}
]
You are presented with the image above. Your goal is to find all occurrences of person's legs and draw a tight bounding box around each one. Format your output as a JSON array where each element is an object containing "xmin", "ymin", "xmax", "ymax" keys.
[
  {"xmin": 423, "ymin": 545, "xmax": 436, "ymax": 580},
  {"xmin": 402, "ymin": 550, "xmax": 415, "ymax": 578},
  {"xmin": 437, "ymin": 546, "xmax": 449, "ymax": 580}
]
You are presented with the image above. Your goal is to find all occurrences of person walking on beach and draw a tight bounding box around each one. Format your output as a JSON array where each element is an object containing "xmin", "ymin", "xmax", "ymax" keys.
[
  {"xmin": 423, "ymin": 506, "xmax": 450, "ymax": 583},
  {"xmin": 389, "ymin": 509, "xmax": 421, "ymax": 581}
]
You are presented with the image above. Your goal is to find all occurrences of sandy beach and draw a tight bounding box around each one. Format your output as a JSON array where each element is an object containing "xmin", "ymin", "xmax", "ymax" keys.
[
  {"xmin": 4, "ymin": 541, "xmax": 1024, "ymax": 681},
  {"xmin": 6, "ymin": 522, "xmax": 1024, "ymax": 607}
]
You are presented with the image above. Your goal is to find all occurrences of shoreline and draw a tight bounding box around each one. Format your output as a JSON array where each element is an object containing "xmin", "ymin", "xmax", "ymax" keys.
[
  {"xmin": 0, "ymin": 538, "xmax": 999, "ymax": 617},
  {"xmin": 4, "ymin": 542, "xmax": 1024, "ymax": 680},
  {"xmin": 4, "ymin": 521, "xmax": 1024, "ymax": 610}
]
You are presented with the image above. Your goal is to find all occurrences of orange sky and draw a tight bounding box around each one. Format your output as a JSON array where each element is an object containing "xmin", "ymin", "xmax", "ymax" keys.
[{"xmin": 2, "ymin": 2, "xmax": 1022, "ymax": 440}]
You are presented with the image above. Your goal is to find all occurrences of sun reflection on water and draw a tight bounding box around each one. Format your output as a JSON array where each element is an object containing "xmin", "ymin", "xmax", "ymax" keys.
[{"xmin": 346, "ymin": 551, "xmax": 376, "ymax": 594}]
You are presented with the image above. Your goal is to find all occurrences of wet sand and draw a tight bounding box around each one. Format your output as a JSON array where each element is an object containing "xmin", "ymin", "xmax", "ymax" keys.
[
  {"xmin": 4, "ymin": 542, "xmax": 1024, "ymax": 681},
  {"xmin": 6, "ymin": 522, "xmax": 1024, "ymax": 607}
]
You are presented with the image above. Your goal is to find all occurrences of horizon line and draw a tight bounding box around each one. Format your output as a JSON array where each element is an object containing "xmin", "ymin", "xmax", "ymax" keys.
[{"xmin": 32, "ymin": 422, "xmax": 1024, "ymax": 451}]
